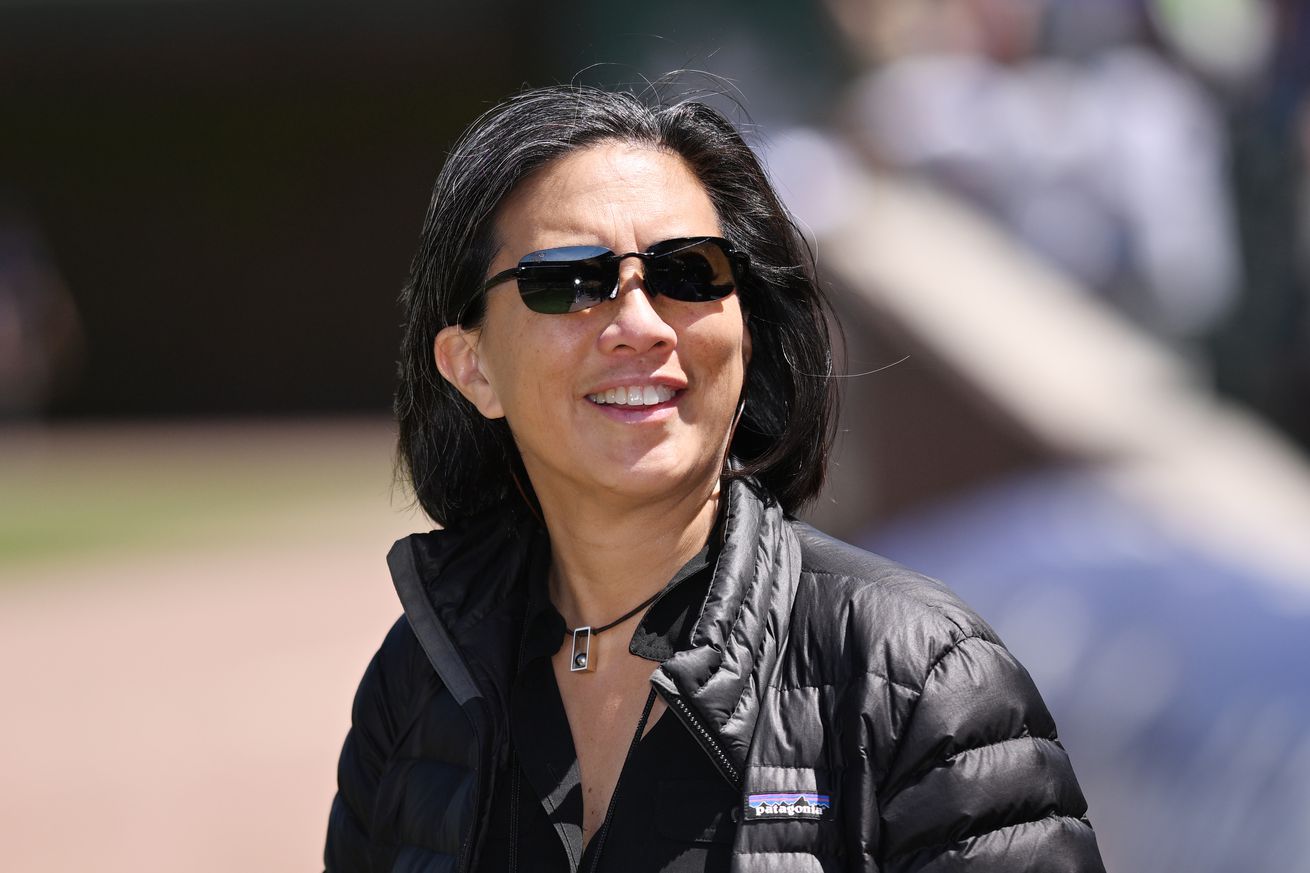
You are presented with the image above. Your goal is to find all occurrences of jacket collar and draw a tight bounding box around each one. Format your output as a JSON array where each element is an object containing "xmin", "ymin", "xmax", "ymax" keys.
[
  {"xmin": 387, "ymin": 508, "xmax": 547, "ymax": 738},
  {"xmin": 387, "ymin": 477, "xmax": 802, "ymax": 781},
  {"xmin": 650, "ymin": 478, "xmax": 802, "ymax": 779}
]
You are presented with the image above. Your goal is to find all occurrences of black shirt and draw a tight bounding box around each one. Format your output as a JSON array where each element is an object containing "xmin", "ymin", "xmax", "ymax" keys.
[{"xmin": 473, "ymin": 539, "xmax": 739, "ymax": 873}]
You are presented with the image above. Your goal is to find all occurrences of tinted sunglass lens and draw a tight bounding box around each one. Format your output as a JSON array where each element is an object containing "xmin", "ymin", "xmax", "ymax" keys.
[
  {"xmin": 647, "ymin": 239, "xmax": 737, "ymax": 302},
  {"xmin": 516, "ymin": 247, "xmax": 616, "ymax": 313},
  {"xmin": 507, "ymin": 239, "xmax": 740, "ymax": 313}
]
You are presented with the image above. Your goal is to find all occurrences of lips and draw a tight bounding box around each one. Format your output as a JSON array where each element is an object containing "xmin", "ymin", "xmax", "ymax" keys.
[{"xmin": 586, "ymin": 384, "xmax": 677, "ymax": 406}]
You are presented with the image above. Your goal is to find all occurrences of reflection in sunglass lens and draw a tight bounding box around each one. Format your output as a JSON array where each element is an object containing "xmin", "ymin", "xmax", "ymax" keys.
[
  {"xmin": 516, "ymin": 246, "xmax": 616, "ymax": 314},
  {"xmin": 647, "ymin": 240, "xmax": 736, "ymax": 302},
  {"xmin": 506, "ymin": 237, "xmax": 742, "ymax": 314}
]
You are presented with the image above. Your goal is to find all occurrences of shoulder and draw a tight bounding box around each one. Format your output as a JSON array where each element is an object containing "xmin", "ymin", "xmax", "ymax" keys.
[
  {"xmin": 337, "ymin": 613, "xmax": 463, "ymax": 804},
  {"xmin": 789, "ymin": 520, "xmax": 1002, "ymax": 662},
  {"xmin": 777, "ymin": 523, "xmax": 1104, "ymax": 869},
  {"xmin": 775, "ymin": 520, "xmax": 1017, "ymax": 708},
  {"xmin": 350, "ymin": 615, "xmax": 442, "ymax": 736},
  {"xmin": 365, "ymin": 613, "xmax": 427, "ymax": 682},
  {"xmin": 328, "ymin": 615, "xmax": 477, "ymax": 870}
]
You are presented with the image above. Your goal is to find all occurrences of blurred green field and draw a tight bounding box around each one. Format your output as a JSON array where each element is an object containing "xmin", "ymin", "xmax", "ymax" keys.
[{"xmin": 0, "ymin": 418, "xmax": 419, "ymax": 570}]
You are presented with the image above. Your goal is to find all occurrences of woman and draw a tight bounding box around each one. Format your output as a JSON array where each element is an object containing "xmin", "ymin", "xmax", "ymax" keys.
[{"xmin": 325, "ymin": 85, "xmax": 1105, "ymax": 873}]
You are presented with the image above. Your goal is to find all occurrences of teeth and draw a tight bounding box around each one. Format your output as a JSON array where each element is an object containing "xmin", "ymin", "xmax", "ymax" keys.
[{"xmin": 587, "ymin": 385, "xmax": 676, "ymax": 406}]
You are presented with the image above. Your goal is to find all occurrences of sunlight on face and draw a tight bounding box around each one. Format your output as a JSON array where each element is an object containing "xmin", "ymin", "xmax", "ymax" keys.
[{"xmin": 472, "ymin": 141, "xmax": 751, "ymax": 506}]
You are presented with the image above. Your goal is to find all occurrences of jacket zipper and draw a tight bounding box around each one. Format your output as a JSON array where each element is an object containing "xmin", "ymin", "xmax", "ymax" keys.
[{"xmin": 660, "ymin": 688, "xmax": 740, "ymax": 786}]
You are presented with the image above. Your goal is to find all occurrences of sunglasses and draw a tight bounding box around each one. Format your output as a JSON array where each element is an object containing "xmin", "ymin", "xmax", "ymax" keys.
[{"xmin": 477, "ymin": 236, "xmax": 748, "ymax": 315}]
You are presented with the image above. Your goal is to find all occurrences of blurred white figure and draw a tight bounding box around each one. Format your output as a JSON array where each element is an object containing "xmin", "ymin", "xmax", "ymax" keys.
[{"xmin": 840, "ymin": 0, "xmax": 1242, "ymax": 340}]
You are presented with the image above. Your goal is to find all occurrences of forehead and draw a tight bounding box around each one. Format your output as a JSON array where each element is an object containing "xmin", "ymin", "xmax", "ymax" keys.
[{"xmin": 493, "ymin": 141, "xmax": 721, "ymax": 254}]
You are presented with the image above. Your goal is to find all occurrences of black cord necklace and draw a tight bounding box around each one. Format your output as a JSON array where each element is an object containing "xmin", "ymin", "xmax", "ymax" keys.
[{"xmin": 564, "ymin": 588, "xmax": 662, "ymax": 673}]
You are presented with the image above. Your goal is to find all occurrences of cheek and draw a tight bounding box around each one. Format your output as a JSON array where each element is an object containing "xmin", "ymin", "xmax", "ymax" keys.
[
  {"xmin": 678, "ymin": 327, "xmax": 749, "ymax": 423},
  {"xmin": 481, "ymin": 317, "xmax": 586, "ymax": 416},
  {"xmin": 685, "ymin": 313, "xmax": 749, "ymax": 377}
]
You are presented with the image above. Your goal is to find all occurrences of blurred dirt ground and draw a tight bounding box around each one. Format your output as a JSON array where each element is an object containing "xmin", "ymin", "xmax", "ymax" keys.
[{"xmin": 0, "ymin": 419, "xmax": 422, "ymax": 872}]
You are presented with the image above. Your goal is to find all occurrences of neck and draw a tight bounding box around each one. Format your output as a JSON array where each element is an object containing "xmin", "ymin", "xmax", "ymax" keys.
[{"xmin": 533, "ymin": 474, "xmax": 722, "ymax": 629}]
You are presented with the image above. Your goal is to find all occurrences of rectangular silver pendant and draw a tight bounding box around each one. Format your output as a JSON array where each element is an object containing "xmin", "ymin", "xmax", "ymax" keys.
[{"xmin": 570, "ymin": 626, "xmax": 594, "ymax": 672}]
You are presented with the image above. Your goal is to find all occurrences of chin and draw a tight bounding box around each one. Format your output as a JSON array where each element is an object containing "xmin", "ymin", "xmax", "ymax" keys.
[{"xmin": 586, "ymin": 448, "xmax": 719, "ymax": 501}]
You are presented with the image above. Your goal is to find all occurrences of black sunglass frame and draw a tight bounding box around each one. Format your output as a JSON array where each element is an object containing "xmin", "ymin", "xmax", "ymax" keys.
[{"xmin": 476, "ymin": 236, "xmax": 748, "ymax": 314}]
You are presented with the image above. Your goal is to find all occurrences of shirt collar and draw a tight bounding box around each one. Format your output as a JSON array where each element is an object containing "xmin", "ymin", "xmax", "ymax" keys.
[{"xmin": 628, "ymin": 543, "xmax": 714, "ymax": 661}]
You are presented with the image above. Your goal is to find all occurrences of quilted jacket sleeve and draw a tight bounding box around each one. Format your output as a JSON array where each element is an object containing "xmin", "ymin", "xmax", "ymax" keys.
[
  {"xmin": 877, "ymin": 634, "xmax": 1105, "ymax": 872},
  {"xmin": 324, "ymin": 617, "xmax": 419, "ymax": 873}
]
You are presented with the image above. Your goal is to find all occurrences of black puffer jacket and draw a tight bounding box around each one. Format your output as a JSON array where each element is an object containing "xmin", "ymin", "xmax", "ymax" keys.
[{"xmin": 325, "ymin": 479, "xmax": 1105, "ymax": 872}]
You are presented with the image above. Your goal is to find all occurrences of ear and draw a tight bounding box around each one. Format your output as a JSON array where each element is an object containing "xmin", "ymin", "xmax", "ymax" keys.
[{"xmin": 434, "ymin": 325, "xmax": 505, "ymax": 419}]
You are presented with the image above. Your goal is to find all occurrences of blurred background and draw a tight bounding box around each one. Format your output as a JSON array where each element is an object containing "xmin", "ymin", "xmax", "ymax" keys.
[{"xmin": 3, "ymin": 0, "xmax": 1309, "ymax": 870}]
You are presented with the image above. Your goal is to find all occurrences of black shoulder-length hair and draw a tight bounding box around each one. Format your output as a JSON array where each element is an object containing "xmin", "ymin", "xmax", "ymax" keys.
[{"xmin": 396, "ymin": 83, "xmax": 838, "ymax": 526}]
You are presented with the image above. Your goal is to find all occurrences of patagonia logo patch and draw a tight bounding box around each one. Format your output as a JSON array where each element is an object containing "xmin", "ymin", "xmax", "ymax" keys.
[{"xmin": 746, "ymin": 792, "xmax": 832, "ymax": 820}]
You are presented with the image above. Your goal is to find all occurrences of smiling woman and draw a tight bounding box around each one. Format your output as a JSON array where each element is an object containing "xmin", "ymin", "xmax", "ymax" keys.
[
  {"xmin": 437, "ymin": 143, "xmax": 751, "ymax": 518},
  {"xmin": 324, "ymin": 85, "xmax": 1106, "ymax": 873}
]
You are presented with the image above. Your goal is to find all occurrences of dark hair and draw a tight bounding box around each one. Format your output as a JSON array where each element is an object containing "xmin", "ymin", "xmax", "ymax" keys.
[{"xmin": 396, "ymin": 84, "xmax": 838, "ymax": 525}]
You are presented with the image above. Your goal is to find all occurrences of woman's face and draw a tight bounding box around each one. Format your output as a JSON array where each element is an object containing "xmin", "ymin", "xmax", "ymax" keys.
[{"xmin": 437, "ymin": 140, "xmax": 751, "ymax": 506}]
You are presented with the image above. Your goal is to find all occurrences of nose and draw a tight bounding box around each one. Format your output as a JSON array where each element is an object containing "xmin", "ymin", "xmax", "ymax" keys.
[{"xmin": 597, "ymin": 261, "xmax": 677, "ymax": 355}]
